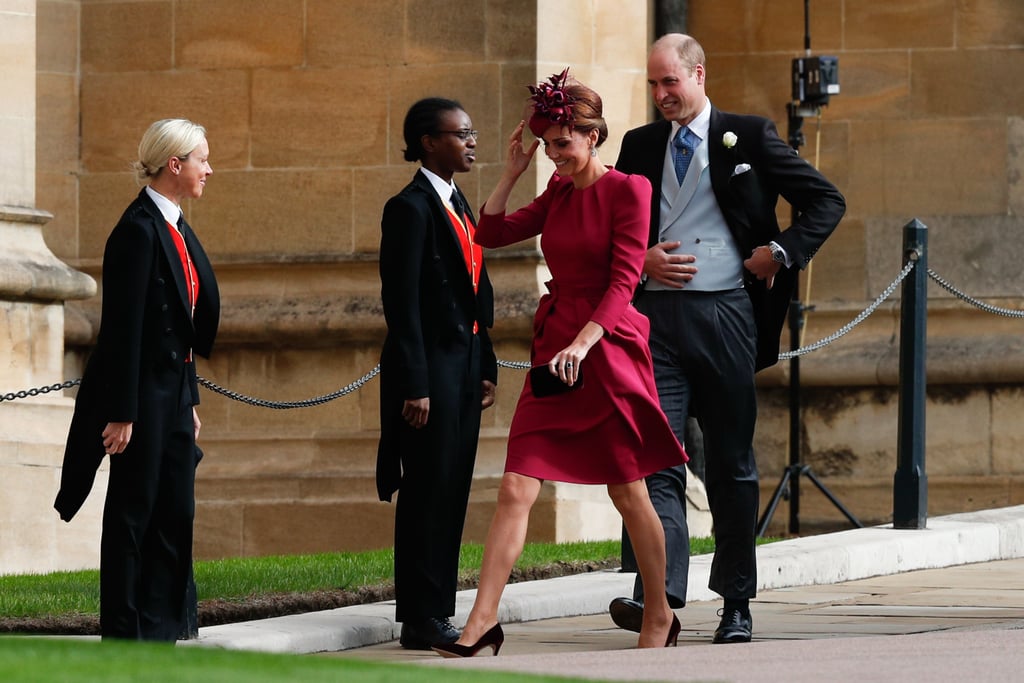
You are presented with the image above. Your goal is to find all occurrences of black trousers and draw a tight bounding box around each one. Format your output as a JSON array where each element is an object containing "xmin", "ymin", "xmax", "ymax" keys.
[
  {"xmin": 627, "ymin": 289, "xmax": 760, "ymax": 602},
  {"xmin": 100, "ymin": 368, "xmax": 197, "ymax": 641},
  {"xmin": 393, "ymin": 336, "xmax": 482, "ymax": 622}
]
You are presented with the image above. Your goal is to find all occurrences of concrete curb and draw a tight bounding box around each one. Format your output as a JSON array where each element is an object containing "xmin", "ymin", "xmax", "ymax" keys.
[{"xmin": 187, "ymin": 505, "xmax": 1024, "ymax": 654}]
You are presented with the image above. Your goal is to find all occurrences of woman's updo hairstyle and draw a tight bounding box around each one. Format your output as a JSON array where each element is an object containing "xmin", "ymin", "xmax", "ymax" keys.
[
  {"xmin": 402, "ymin": 97, "xmax": 464, "ymax": 163},
  {"xmin": 562, "ymin": 81, "xmax": 607, "ymax": 147},
  {"xmin": 132, "ymin": 118, "xmax": 207, "ymax": 184}
]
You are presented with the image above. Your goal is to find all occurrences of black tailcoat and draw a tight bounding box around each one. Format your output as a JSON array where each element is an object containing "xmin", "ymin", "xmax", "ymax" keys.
[
  {"xmin": 55, "ymin": 189, "xmax": 219, "ymax": 640},
  {"xmin": 57, "ymin": 189, "xmax": 219, "ymax": 520},
  {"xmin": 376, "ymin": 170, "xmax": 496, "ymax": 621}
]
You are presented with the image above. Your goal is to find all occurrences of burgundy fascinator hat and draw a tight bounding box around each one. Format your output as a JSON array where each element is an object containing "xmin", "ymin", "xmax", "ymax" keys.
[{"xmin": 527, "ymin": 67, "xmax": 576, "ymax": 138}]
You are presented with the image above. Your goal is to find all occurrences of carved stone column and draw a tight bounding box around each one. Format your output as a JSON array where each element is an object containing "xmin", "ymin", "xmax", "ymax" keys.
[{"xmin": 0, "ymin": 2, "xmax": 97, "ymax": 573}]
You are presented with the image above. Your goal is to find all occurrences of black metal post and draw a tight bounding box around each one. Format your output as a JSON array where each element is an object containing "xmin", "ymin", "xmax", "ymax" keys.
[{"xmin": 893, "ymin": 219, "xmax": 928, "ymax": 528}]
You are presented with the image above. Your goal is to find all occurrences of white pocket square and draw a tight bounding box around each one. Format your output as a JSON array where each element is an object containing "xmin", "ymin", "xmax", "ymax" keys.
[{"xmin": 731, "ymin": 163, "xmax": 751, "ymax": 176}]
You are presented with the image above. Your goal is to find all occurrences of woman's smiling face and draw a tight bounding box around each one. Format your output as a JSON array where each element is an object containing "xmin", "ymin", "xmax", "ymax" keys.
[{"xmin": 540, "ymin": 125, "xmax": 594, "ymax": 178}]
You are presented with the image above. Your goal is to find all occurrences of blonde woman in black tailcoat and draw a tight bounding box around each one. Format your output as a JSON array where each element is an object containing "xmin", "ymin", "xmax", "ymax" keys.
[{"xmin": 56, "ymin": 118, "xmax": 220, "ymax": 641}]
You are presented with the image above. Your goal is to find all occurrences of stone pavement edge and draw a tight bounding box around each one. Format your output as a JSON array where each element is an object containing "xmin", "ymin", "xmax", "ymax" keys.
[{"xmin": 185, "ymin": 505, "xmax": 1024, "ymax": 655}]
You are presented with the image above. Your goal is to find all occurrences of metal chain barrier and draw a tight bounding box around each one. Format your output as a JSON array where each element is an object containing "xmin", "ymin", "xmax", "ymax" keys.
[
  {"xmin": 197, "ymin": 366, "xmax": 380, "ymax": 409},
  {"xmin": 5, "ymin": 261, "xmax": 1022, "ymax": 407},
  {"xmin": 926, "ymin": 268, "xmax": 1024, "ymax": 319},
  {"xmin": 0, "ymin": 379, "xmax": 80, "ymax": 404},
  {"xmin": 779, "ymin": 260, "xmax": 917, "ymax": 360}
]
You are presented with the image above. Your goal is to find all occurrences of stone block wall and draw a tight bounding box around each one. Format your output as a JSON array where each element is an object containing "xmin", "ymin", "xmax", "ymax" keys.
[
  {"xmin": 22, "ymin": 0, "xmax": 1024, "ymax": 560},
  {"xmin": 34, "ymin": 0, "xmax": 655, "ymax": 562}
]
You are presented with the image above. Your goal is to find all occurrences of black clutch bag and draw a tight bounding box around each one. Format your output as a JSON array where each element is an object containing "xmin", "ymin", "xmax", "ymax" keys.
[{"xmin": 530, "ymin": 365, "xmax": 584, "ymax": 398}]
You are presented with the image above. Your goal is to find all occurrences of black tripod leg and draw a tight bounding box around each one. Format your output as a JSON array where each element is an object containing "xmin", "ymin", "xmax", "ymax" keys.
[
  {"xmin": 757, "ymin": 467, "xmax": 794, "ymax": 537},
  {"xmin": 803, "ymin": 468, "xmax": 863, "ymax": 528}
]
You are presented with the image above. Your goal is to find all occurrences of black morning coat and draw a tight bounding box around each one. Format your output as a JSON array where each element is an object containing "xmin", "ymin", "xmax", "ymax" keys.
[
  {"xmin": 55, "ymin": 189, "xmax": 220, "ymax": 521},
  {"xmin": 375, "ymin": 170, "xmax": 497, "ymax": 502},
  {"xmin": 617, "ymin": 106, "xmax": 846, "ymax": 371}
]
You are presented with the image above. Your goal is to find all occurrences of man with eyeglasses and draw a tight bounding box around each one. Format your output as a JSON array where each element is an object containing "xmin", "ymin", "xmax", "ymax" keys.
[
  {"xmin": 377, "ymin": 98, "xmax": 497, "ymax": 650},
  {"xmin": 438, "ymin": 129, "xmax": 479, "ymax": 141}
]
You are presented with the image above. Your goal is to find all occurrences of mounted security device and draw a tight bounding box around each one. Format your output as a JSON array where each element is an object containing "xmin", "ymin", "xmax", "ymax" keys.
[{"xmin": 792, "ymin": 54, "xmax": 839, "ymax": 107}]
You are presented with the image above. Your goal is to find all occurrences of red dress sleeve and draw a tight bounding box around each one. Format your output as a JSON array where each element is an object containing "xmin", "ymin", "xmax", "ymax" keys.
[
  {"xmin": 589, "ymin": 173, "xmax": 651, "ymax": 333},
  {"xmin": 475, "ymin": 175, "xmax": 560, "ymax": 249}
]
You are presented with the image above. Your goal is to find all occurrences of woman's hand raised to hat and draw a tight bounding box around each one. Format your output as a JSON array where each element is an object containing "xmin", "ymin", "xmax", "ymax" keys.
[
  {"xmin": 505, "ymin": 120, "xmax": 540, "ymax": 178},
  {"xmin": 483, "ymin": 120, "xmax": 541, "ymax": 216}
]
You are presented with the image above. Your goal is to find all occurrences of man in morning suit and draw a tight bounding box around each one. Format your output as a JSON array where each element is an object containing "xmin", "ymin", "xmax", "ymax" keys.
[
  {"xmin": 377, "ymin": 98, "xmax": 498, "ymax": 650},
  {"xmin": 611, "ymin": 33, "xmax": 846, "ymax": 643}
]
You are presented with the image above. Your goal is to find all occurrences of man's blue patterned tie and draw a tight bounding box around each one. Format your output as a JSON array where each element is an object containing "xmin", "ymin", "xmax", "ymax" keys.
[{"xmin": 673, "ymin": 127, "xmax": 698, "ymax": 184}]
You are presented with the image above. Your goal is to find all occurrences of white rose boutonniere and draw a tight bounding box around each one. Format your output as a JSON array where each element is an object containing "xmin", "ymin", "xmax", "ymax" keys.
[{"xmin": 723, "ymin": 131, "xmax": 738, "ymax": 148}]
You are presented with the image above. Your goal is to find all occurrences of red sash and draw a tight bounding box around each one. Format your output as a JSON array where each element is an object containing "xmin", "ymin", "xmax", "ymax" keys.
[
  {"xmin": 167, "ymin": 220, "xmax": 200, "ymax": 360},
  {"xmin": 446, "ymin": 207, "xmax": 482, "ymax": 333},
  {"xmin": 166, "ymin": 221, "xmax": 199, "ymax": 312}
]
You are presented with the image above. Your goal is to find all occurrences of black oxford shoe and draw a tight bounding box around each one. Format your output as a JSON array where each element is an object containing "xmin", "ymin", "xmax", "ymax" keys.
[
  {"xmin": 399, "ymin": 616, "xmax": 460, "ymax": 650},
  {"xmin": 608, "ymin": 597, "xmax": 644, "ymax": 634},
  {"xmin": 713, "ymin": 607, "xmax": 752, "ymax": 643}
]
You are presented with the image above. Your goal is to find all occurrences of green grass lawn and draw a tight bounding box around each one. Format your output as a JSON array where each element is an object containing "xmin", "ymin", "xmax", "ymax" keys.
[
  {"xmin": 0, "ymin": 537, "xmax": 753, "ymax": 681},
  {"xmin": 0, "ymin": 538, "xmax": 723, "ymax": 620},
  {"xmin": 0, "ymin": 638, "xmax": 607, "ymax": 683}
]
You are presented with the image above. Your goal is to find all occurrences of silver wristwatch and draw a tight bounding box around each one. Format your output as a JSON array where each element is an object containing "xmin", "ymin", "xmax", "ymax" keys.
[{"xmin": 768, "ymin": 242, "xmax": 786, "ymax": 264}]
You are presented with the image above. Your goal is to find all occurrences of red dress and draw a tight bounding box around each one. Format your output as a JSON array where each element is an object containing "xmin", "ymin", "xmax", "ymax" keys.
[{"xmin": 476, "ymin": 169, "xmax": 687, "ymax": 484}]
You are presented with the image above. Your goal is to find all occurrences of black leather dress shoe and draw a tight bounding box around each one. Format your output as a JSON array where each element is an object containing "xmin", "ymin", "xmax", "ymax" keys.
[
  {"xmin": 399, "ymin": 616, "xmax": 460, "ymax": 650},
  {"xmin": 713, "ymin": 607, "xmax": 752, "ymax": 643},
  {"xmin": 608, "ymin": 597, "xmax": 644, "ymax": 634}
]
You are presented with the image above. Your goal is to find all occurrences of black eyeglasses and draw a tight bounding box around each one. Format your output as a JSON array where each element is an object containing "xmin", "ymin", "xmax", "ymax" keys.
[{"xmin": 434, "ymin": 129, "xmax": 479, "ymax": 141}]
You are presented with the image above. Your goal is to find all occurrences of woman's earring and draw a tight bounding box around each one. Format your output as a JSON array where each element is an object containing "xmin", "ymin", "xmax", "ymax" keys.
[{"xmin": 590, "ymin": 146, "xmax": 597, "ymax": 157}]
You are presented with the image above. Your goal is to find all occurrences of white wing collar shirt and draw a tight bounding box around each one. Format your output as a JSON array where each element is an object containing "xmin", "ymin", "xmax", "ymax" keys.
[
  {"xmin": 419, "ymin": 166, "xmax": 461, "ymax": 216},
  {"xmin": 145, "ymin": 185, "xmax": 184, "ymax": 226}
]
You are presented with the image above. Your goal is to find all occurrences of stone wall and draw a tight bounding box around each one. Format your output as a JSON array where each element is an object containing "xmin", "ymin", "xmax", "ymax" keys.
[
  {"xmin": 34, "ymin": 0, "xmax": 657, "ymax": 562},
  {"xmin": 22, "ymin": 0, "xmax": 1024, "ymax": 564}
]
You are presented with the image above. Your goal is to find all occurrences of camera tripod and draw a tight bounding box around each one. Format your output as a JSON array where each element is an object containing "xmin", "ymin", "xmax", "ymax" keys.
[
  {"xmin": 755, "ymin": 104, "xmax": 863, "ymax": 537},
  {"xmin": 755, "ymin": 297, "xmax": 863, "ymax": 536}
]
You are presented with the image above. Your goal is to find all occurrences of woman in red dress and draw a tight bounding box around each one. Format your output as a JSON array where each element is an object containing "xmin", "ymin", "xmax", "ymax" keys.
[{"xmin": 433, "ymin": 70, "xmax": 687, "ymax": 657}]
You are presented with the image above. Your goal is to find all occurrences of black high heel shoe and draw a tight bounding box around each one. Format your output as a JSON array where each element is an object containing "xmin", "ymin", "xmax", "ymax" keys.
[
  {"xmin": 432, "ymin": 623, "xmax": 504, "ymax": 658},
  {"xmin": 665, "ymin": 614, "xmax": 681, "ymax": 647}
]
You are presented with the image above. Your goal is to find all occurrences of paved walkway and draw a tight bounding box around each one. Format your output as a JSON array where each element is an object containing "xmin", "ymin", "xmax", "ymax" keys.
[
  {"xmin": 190, "ymin": 506, "xmax": 1024, "ymax": 682},
  {"xmin": 328, "ymin": 558, "xmax": 1024, "ymax": 682}
]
